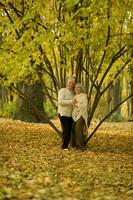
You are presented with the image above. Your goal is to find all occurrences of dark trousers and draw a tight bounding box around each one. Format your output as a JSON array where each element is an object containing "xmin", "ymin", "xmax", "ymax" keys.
[{"xmin": 59, "ymin": 115, "xmax": 72, "ymax": 149}]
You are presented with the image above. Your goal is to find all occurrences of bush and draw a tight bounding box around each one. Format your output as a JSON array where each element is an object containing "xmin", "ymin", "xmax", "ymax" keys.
[
  {"xmin": 106, "ymin": 112, "xmax": 125, "ymax": 122},
  {"xmin": 44, "ymin": 100, "xmax": 57, "ymax": 119},
  {"xmin": 0, "ymin": 100, "xmax": 16, "ymax": 117}
]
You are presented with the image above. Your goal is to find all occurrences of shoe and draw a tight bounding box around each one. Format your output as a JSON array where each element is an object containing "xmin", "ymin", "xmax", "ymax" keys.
[{"xmin": 63, "ymin": 148, "xmax": 68, "ymax": 151}]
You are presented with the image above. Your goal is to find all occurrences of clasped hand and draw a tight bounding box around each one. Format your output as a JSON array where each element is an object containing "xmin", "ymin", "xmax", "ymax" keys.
[{"xmin": 72, "ymin": 97, "xmax": 77, "ymax": 106}]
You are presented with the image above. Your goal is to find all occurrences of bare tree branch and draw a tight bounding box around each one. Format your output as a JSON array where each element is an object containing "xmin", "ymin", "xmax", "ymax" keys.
[{"xmin": 85, "ymin": 92, "xmax": 133, "ymax": 144}]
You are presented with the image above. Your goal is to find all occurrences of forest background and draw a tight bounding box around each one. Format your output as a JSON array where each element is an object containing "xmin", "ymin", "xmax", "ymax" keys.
[
  {"xmin": 0, "ymin": 1, "xmax": 133, "ymax": 200},
  {"xmin": 0, "ymin": 0, "xmax": 133, "ymax": 139}
]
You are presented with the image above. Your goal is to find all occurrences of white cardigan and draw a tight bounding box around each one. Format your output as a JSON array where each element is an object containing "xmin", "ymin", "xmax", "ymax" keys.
[{"xmin": 72, "ymin": 93, "xmax": 88, "ymax": 127}]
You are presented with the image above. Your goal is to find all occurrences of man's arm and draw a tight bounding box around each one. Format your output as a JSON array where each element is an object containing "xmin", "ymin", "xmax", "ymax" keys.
[{"xmin": 58, "ymin": 89, "xmax": 72, "ymax": 105}]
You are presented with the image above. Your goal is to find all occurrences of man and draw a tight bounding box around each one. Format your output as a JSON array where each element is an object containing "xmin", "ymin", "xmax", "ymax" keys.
[{"xmin": 58, "ymin": 77, "xmax": 75, "ymax": 150}]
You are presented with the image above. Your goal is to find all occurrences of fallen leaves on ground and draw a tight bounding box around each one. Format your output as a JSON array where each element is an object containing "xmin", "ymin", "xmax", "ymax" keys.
[{"xmin": 0, "ymin": 118, "xmax": 133, "ymax": 200}]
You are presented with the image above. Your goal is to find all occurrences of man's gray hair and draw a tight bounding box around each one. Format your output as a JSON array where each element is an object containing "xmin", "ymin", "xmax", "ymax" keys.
[{"xmin": 67, "ymin": 76, "xmax": 76, "ymax": 82}]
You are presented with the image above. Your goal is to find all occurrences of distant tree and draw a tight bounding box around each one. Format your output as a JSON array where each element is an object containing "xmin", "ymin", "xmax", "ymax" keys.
[
  {"xmin": 0, "ymin": 84, "xmax": 7, "ymax": 109},
  {"xmin": 128, "ymin": 64, "xmax": 133, "ymax": 120},
  {"xmin": 14, "ymin": 81, "xmax": 46, "ymax": 122}
]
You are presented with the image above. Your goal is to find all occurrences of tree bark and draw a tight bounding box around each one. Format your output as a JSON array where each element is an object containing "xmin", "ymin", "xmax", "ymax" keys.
[
  {"xmin": 129, "ymin": 80, "xmax": 133, "ymax": 120},
  {"xmin": 0, "ymin": 85, "xmax": 7, "ymax": 109},
  {"xmin": 14, "ymin": 81, "xmax": 47, "ymax": 123}
]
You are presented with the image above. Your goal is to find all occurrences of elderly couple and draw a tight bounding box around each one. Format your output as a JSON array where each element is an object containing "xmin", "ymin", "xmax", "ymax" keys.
[{"xmin": 58, "ymin": 77, "xmax": 88, "ymax": 151}]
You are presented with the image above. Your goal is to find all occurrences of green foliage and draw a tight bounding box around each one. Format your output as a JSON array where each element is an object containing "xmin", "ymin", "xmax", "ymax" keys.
[
  {"xmin": 0, "ymin": 100, "xmax": 16, "ymax": 117},
  {"xmin": 107, "ymin": 112, "xmax": 125, "ymax": 122},
  {"xmin": 93, "ymin": 96, "xmax": 108, "ymax": 120},
  {"xmin": 64, "ymin": 0, "xmax": 80, "ymax": 10},
  {"xmin": 45, "ymin": 100, "xmax": 57, "ymax": 119},
  {"xmin": 0, "ymin": 0, "xmax": 132, "ymax": 86},
  {"xmin": 0, "ymin": 0, "xmax": 133, "ymax": 132}
]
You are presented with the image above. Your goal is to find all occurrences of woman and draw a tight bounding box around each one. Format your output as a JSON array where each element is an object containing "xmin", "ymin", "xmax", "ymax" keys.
[{"xmin": 72, "ymin": 83, "xmax": 88, "ymax": 150}]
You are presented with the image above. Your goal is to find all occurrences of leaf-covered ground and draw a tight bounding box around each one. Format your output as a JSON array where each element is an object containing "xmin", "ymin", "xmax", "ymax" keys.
[{"xmin": 0, "ymin": 118, "xmax": 133, "ymax": 200}]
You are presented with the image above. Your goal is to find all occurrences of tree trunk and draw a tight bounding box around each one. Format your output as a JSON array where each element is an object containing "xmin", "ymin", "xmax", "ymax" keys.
[
  {"xmin": 112, "ymin": 78, "xmax": 122, "ymax": 121},
  {"xmin": 129, "ymin": 80, "xmax": 133, "ymax": 120},
  {"xmin": 0, "ymin": 85, "xmax": 7, "ymax": 109},
  {"xmin": 14, "ymin": 81, "xmax": 47, "ymax": 123},
  {"xmin": 107, "ymin": 84, "xmax": 113, "ymax": 114}
]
